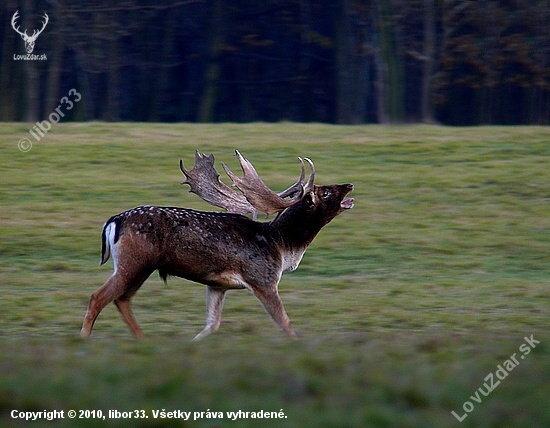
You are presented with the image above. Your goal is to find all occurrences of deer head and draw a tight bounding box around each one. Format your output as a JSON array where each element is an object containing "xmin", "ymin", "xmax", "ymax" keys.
[{"xmin": 12, "ymin": 11, "xmax": 49, "ymax": 54}]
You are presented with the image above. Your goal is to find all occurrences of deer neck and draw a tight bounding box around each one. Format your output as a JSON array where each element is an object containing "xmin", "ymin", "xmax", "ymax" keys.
[{"xmin": 271, "ymin": 202, "xmax": 325, "ymax": 252}]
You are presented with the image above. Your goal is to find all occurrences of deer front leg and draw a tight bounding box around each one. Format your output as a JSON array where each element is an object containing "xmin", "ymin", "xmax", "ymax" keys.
[
  {"xmin": 252, "ymin": 286, "xmax": 297, "ymax": 339},
  {"xmin": 192, "ymin": 286, "xmax": 226, "ymax": 341}
]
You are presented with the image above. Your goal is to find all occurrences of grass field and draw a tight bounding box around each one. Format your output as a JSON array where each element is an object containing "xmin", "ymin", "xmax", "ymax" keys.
[{"xmin": 1, "ymin": 123, "xmax": 549, "ymax": 427}]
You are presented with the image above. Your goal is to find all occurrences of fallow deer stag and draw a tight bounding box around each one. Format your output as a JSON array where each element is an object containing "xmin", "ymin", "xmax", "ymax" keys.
[{"xmin": 81, "ymin": 150, "xmax": 354, "ymax": 340}]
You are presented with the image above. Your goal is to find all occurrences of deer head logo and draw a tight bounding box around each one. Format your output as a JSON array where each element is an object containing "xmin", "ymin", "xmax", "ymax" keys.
[{"xmin": 11, "ymin": 11, "xmax": 49, "ymax": 54}]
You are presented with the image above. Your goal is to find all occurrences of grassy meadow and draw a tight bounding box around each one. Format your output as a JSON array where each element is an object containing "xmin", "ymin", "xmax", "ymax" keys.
[{"xmin": 0, "ymin": 123, "xmax": 549, "ymax": 427}]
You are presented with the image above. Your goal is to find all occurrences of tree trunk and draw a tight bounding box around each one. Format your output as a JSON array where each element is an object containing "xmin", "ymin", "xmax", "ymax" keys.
[
  {"xmin": 373, "ymin": 21, "xmax": 389, "ymax": 123},
  {"xmin": 335, "ymin": 0, "xmax": 369, "ymax": 124},
  {"xmin": 299, "ymin": 0, "xmax": 313, "ymax": 122},
  {"xmin": 197, "ymin": 0, "xmax": 225, "ymax": 123},
  {"xmin": 377, "ymin": 0, "xmax": 404, "ymax": 123},
  {"xmin": 74, "ymin": 47, "xmax": 93, "ymax": 120},
  {"xmin": 335, "ymin": 0, "xmax": 352, "ymax": 123},
  {"xmin": 105, "ymin": 18, "xmax": 120, "ymax": 121},
  {"xmin": 0, "ymin": 13, "xmax": 17, "ymax": 120},
  {"xmin": 151, "ymin": 10, "xmax": 176, "ymax": 121},
  {"xmin": 420, "ymin": 0, "xmax": 435, "ymax": 123},
  {"xmin": 45, "ymin": 4, "xmax": 64, "ymax": 116}
]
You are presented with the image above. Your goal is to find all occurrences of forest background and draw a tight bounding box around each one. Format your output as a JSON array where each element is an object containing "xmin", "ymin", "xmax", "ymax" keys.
[{"xmin": 1, "ymin": 0, "xmax": 549, "ymax": 126}]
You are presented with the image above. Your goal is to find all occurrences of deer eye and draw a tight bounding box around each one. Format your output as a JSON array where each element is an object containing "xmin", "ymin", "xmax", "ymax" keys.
[{"xmin": 321, "ymin": 189, "xmax": 332, "ymax": 199}]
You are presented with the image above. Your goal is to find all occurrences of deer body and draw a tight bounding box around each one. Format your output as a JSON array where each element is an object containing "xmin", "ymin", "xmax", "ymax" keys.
[{"xmin": 81, "ymin": 151, "xmax": 353, "ymax": 340}]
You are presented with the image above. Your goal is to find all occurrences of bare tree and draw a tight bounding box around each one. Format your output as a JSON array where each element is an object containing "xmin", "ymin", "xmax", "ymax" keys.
[
  {"xmin": 420, "ymin": 0, "xmax": 435, "ymax": 123},
  {"xmin": 197, "ymin": 0, "xmax": 225, "ymax": 122}
]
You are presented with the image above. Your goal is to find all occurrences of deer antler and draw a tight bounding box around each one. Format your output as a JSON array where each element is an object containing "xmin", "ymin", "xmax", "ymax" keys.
[
  {"xmin": 181, "ymin": 150, "xmax": 315, "ymax": 218},
  {"xmin": 301, "ymin": 157, "xmax": 315, "ymax": 194},
  {"xmin": 222, "ymin": 150, "xmax": 313, "ymax": 216},
  {"xmin": 180, "ymin": 151, "xmax": 257, "ymax": 218}
]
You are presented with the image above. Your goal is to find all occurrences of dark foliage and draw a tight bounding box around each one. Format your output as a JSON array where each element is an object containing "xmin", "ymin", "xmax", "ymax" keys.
[{"xmin": 1, "ymin": 0, "xmax": 548, "ymax": 124}]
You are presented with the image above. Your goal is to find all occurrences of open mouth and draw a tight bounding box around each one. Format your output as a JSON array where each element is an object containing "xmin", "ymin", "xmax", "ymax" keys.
[
  {"xmin": 341, "ymin": 184, "xmax": 354, "ymax": 209},
  {"xmin": 341, "ymin": 198, "xmax": 355, "ymax": 209}
]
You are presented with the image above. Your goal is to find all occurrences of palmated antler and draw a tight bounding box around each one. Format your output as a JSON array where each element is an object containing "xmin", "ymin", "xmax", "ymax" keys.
[
  {"xmin": 180, "ymin": 151, "xmax": 257, "ymax": 218},
  {"xmin": 181, "ymin": 150, "xmax": 315, "ymax": 218},
  {"xmin": 222, "ymin": 150, "xmax": 315, "ymax": 216}
]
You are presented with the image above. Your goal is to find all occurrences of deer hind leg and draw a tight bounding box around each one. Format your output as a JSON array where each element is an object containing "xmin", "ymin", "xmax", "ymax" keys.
[
  {"xmin": 114, "ymin": 288, "xmax": 144, "ymax": 339},
  {"xmin": 81, "ymin": 272, "xmax": 149, "ymax": 338},
  {"xmin": 192, "ymin": 286, "xmax": 226, "ymax": 341},
  {"xmin": 251, "ymin": 286, "xmax": 297, "ymax": 339}
]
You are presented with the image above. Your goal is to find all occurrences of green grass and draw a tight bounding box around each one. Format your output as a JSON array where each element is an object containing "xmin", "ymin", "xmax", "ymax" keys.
[{"xmin": 1, "ymin": 123, "xmax": 549, "ymax": 427}]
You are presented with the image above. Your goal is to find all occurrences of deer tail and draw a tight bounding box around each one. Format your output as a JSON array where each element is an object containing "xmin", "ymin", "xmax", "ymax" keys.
[{"xmin": 100, "ymin": 217, "xmax": 120, "ymax": 265}]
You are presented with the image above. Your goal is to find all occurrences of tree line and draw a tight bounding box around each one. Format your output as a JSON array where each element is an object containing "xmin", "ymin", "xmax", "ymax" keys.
[{"xmin": 1, "ymin": 0, "xmax": 548, "ymax": 125}]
